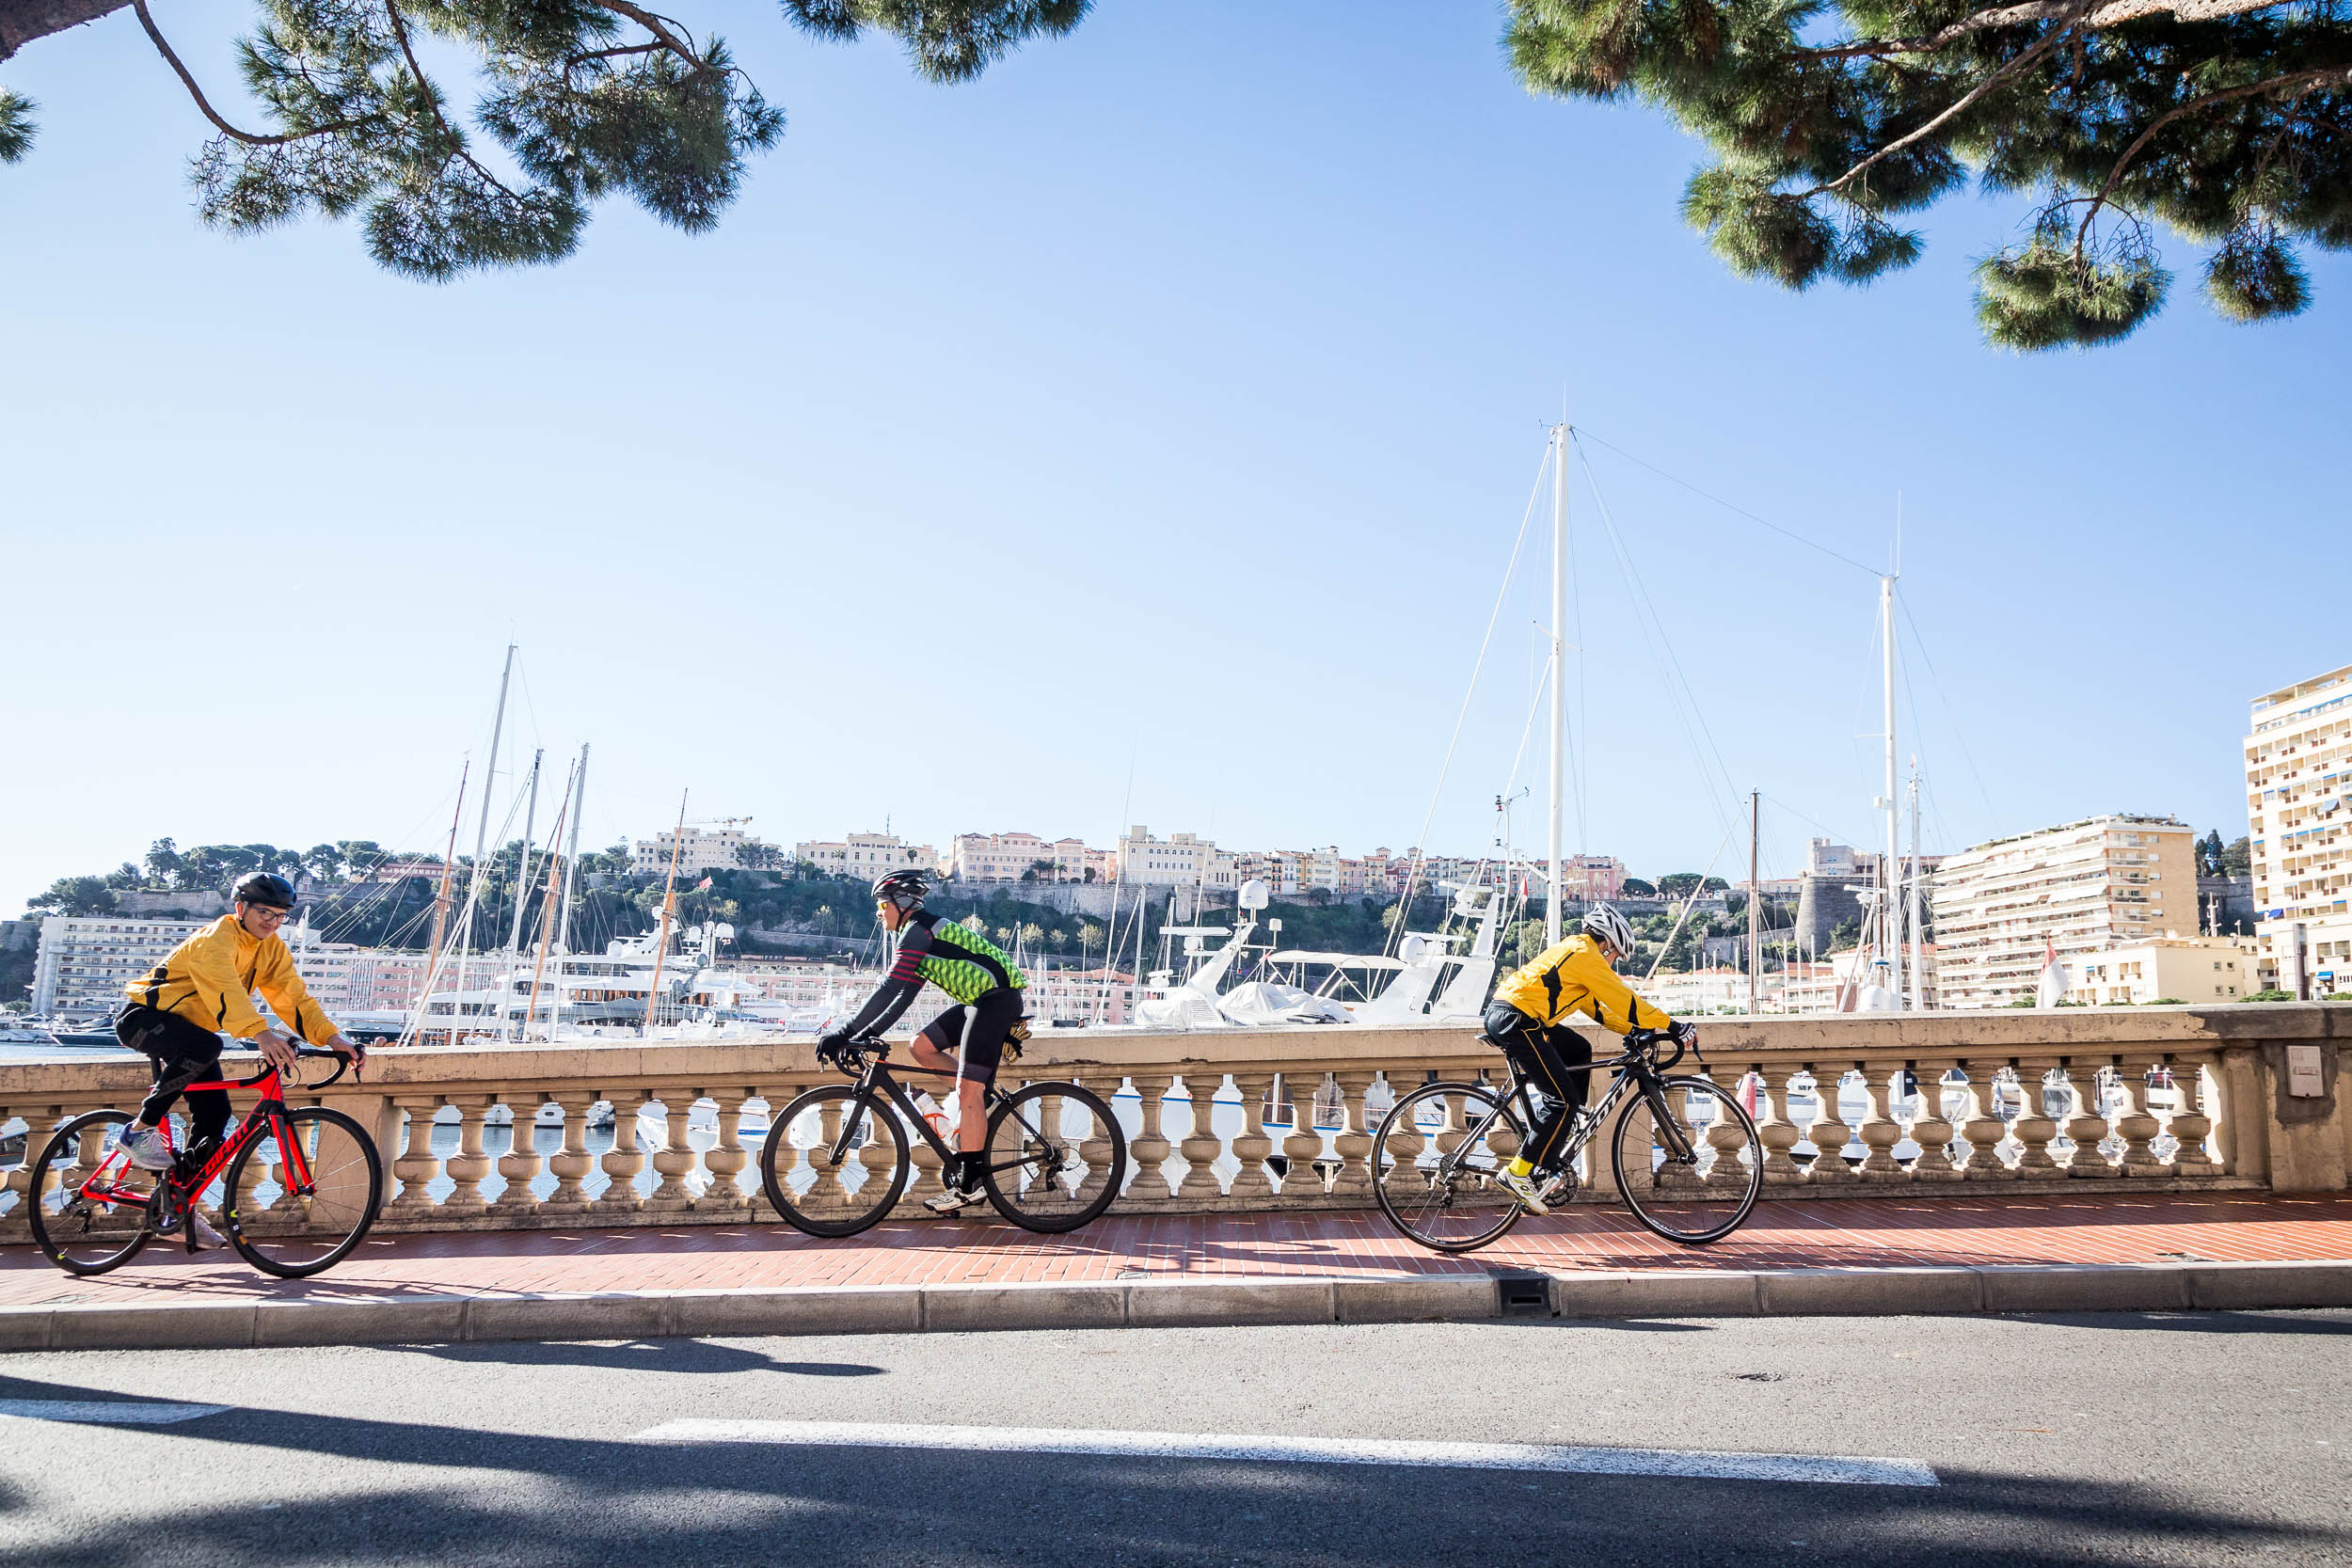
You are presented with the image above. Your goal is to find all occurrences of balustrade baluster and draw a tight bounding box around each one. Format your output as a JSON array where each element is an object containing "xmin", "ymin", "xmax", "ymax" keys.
[
  {"xmin": 1909, "ymin": 1062, "xmax": 1961, "ymax": 1181},
  {"xmin": 1955, "ymin": 1066, "xmax": 2011, "ymax": 1180},
  {"xmin": 703, "ymin": 1091, "xmax": 754, "ymax": 1211},
  {"xmin": 2010, "ymin": 1061, "xmax": 2062, "ymax": 1175},
  {"xmin": 2064, "ymin": 1063, "xmax": 2117, "ymax": 1179},
  {"xmin": 385, "ymin": 1097, "xmax": 445, "ymax": 1218},
  {"xmin": 542, "ymin": 1094, "xmax": 596, "ymax": 1212},
  {"xmin": 1228, "ymin": 1071, "xmax": 1278, "ymax": 1202},
  {"xmin": 491, "ymin": 1095, "xmax": 547, "ymax": 1216},
  {"xmin": 1375, "ymin": 1069, "xmax": 1424, "ymax": 1204},
  {"xmin": 0, "ymin": 1106, "xmax": 32, "ymax": 1244},
  {"xmin": 1330, "ymin": 1069, "xmax": 1377, "ymax": 1202},
  {"xmin": 1123, "ymin": 1074, "xmax": 1177, "ymax": 1203},
  {"xmin": 1700, "ymin": 1068, "xmax": 1753, "ymax": 1191},
  {"xmin": 1754, "ymin": 1067, "xmax": 1803, "ymax": 1185},
  {"xmin": 1804, "ymin": 1068, "xmax": 1852, "ymax": 1184},
  {"xmin": 597, "ymin": 1095, "xmax": 647, "ymax": 1214},
  {"xmin": 644, "ymin": 1094, "xmax": 697, "ymax": 1212},
  {"xmin": 1175, "ymin": 1074, "xmax": 1227, "ymax": 1201},
  {"xmin": 1853, "ymin": 1069, "xmax": 1903, "ymax": 1180},
  {"xmin": 2167, "ymin": 1058, "xmax": 2219, "ymax": 1176},
  {"xmin": 439, "ymin": 1098, "xmax": 495, "ymax": 1216},
  {"xmin": 2116, "ymin": 1058, "xmax": 2168, "ymax": 1177}
]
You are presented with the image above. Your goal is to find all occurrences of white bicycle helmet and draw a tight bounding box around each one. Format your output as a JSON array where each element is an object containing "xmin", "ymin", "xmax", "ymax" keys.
[{"xmin": 1581, "ymin": 902, "xmax": 1634, "ymax": 958}]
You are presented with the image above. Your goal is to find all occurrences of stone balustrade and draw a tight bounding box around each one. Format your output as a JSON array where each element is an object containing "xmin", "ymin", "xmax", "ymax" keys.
[{"xmin": 2, "ymin": 1006, "xmax": 2345, "ymax": 1243}]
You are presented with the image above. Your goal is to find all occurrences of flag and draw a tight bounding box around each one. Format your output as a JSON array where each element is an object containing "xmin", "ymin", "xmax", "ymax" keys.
[{"xmin": 694, "ymin": 877, "xmax": 712, "ymax": 891}]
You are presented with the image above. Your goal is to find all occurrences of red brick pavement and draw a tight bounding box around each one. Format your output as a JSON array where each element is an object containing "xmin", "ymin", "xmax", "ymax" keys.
[{"xmin": 5, "ymin": 1193, "xmax": 2349, "ymax": 1310}]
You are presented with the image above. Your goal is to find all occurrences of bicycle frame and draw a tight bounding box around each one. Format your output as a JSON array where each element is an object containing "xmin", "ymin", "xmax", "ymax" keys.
[
  {"xmin": 1469, "ymin": 1030, "xmax": 1704, "ymax": 1174},
  {"xmin": 73, "ymin": 1052, "xmax": 348, "ymax": 1219},
  {"xmin": 833, "ymin": 1048, "xmax": 1056, "ymax": 1182}
]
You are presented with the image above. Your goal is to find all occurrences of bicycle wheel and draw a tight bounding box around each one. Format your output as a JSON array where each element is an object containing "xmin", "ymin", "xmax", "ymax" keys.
[
  {"xmin": 27, "ymin": 1110, "xmax": 152, "ymax": 1275},
  {"xmin": 1373, "ymin": 1082, "xmax": 1528, "ymax": 1254},
  {"xmin": 980, "ymin": 1082, "xmax": 1126, "ymax": 1234},
  {"xmin": 224, "ymin": 1107, "xmax": 384, "ymax": 1278},
  {"xmin": 760, "ymin": 1085, "xmax": 910, "ymax": 1237},
  {"xmin": 1609, "ymin": 1073, "xmax": 1762, "ymax": 1245}
]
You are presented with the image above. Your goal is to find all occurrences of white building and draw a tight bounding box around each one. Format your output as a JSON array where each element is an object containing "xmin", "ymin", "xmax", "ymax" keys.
[
  {"xmin": 2065, "ymin": 935, "xmax": 2258, "ymax": 1007},
  {"xmin": 2246, "ymin": 662, "xmax": 2352, "ymax": 999},
  {"xmin": 31, "ymin": 916, "xmax": 205, "ymax": 1020},
  {"xmin": 630, "ymin": 823, "xmax": 778, "ymax": 878},
  {"xmin": 946, "ymin": 832, "xmax": 1107, "ymax": 883},
  {"xmin": 282, "ymin": 932, "xmax": 436, "ymax": 1014},
  {"xmin": 1115, "ymin": 827, "xmax": 1236, "ymax": 890},
  {"xmin": 1930, "ymin": 815, "xmax": 2198, "ymax": 1009},
  {"xmin": 793, "ymin": 832, "xmax": 938, "ymax": 882}
]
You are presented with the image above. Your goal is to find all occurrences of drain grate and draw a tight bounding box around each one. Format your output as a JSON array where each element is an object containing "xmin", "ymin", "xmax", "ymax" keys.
[{"xmin": 1492, "ymin": 1271, "xmax": 1552, "ymax": 1317}]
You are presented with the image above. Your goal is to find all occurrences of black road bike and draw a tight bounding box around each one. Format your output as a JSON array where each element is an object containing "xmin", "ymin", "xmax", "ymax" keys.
[
  {"xmin": 759, "ymin": 1037, "xmax": 1128, "ymax": 1237},
  {"xmin": 1372, "ymin": 1026, "xmax": 1762, "ymax": 1252}
]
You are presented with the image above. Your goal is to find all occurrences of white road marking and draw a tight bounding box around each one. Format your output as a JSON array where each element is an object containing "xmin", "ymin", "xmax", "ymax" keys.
[
  {"xmin": 634, "ymin": 1419, "xmax": 1937, "ymax": 1487},
  {"xmin": 0, "ymin": 1400, "xmax": 230, "ymax": 1426}
]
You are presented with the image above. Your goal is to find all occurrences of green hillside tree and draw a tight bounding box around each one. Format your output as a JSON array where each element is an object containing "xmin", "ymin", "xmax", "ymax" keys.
[
  {"xmin": 1507, "ymin": 0, "xmax": 2352, "ymax": 347},
  {"xmin": 0, "ymin": 0, "xmax": 1087, "ymax": 278}
]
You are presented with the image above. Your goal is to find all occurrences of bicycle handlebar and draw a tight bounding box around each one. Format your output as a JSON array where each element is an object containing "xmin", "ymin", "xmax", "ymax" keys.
[
  {"xmin": 1625, "ymin": 1026, "xmax": 1686, "ymax": 1071},
  {"xmin": 226, "ymin": 1045, "xmax": 358, "ymax": 1091}
]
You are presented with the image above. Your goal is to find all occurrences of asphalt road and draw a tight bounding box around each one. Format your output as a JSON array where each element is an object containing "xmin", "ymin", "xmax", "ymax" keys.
[{"xmin": 0, "ymin": 1310, "xmax": 2345, "ymax": 1566}]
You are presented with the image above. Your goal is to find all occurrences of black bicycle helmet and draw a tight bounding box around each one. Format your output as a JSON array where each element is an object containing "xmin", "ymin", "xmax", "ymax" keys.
[
  {"xmin": 233, "ymin": 871, "xmax": 296, "ymax": 910},
  {"xmin": 871, "ymin": 868, "xmax": 930, "ymax": 909}
]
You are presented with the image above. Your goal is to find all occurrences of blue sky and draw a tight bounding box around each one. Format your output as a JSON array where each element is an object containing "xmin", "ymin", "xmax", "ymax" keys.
[{"xmin": 2, "ymin": 0, "xmax": 2344, "ymax": 911}]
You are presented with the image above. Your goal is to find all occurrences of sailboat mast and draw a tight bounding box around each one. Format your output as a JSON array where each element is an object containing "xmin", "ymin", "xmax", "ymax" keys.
[
  {"xmin": 1880, "ymin": 575, "xmax": 1899, "ymax": 1006},
  {"xmin": 1907, "ymin": 763, "xmax": 1925, "ymax": 1011},
  {"xmin": 423, "ymin": 762, "xmax": 467, "ymax": 997},
  {"xmin": 498, "ymin": 748, "xmax": 545, "ymax": 1042},
  {"xmin": 557, "ymin": 744, "xmax": 589, "ymax": 958},
  {"xmin": 1547, "ymin": 422, "xmax": 1567, "ymax": 947},
  {"xmin": 1748, "ymin": 789, "xmax": 1760, "ymax": 1015},
  {"xmin": 523, "ymin": 762, "xmax": 576, "ymax": 1040},
  {"xmin": 472, "ymin": 644, "xmax": 516, "ymax": 869},
  {"xmin": 642, "ymin": 790, "xmax": 689, "ymax": 1033}
]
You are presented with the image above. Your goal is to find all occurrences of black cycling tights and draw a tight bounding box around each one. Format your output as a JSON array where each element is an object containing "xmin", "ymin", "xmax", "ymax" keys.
[
  {"xmin": 1484, "ymin": 1001, "xmax": 1594, "ymax": 1170},
  {"xmin": 117, "ymin": 1005, "xmax": 232, "ymax": 1147}
]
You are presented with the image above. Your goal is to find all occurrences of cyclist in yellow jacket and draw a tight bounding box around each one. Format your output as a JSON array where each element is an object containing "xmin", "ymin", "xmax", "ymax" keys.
[
  {"xmin": 1486, "ymin": 902, "xmax": 1692, "ymax": 1214},
  {"xmin": 112, "ymin": 873, "xmax": 362, "ymax": 1187}
]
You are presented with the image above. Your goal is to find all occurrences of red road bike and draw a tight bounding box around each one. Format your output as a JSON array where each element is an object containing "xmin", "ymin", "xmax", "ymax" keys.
[{"xmin": 27, "ymin": 1045, "xmax": 383, "ymax": 1278}]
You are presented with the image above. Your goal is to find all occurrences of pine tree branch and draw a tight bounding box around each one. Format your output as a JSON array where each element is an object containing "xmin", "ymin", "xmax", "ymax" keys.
[
  {"xmin": 1804, "ymin": 7, "xmax": 2089, "ymax": 198},
  {"xmin": 383, "ymin": 0, "xmax": 520, "ymax": 198},
  {"xmin": 132, "ymin": 0, "xmax": 353, "ymax": 146},
  {"xmin": 2072, "ymin": 61, "xmax": 2352, "ymax": 254},
  {"xmin": 1797, "ymin": 0, "xmax": 2296, "ymax": 61},
  {"xmin": 0, "ymin": 0, "xmax": 131, "ymax": 63},
  {"xmin": 586, "ymin": 0, "xmax": 714, "ymax": 71}
]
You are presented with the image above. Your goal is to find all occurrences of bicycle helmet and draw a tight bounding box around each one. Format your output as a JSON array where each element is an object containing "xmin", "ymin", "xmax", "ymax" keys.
[
  {"xmin": 232, "ymin": 871, "xmax": 296, "ymax": 910},
  {"xmin": 1581, "ymin": 902, "xmax": 1634, "ymax": 958},
  {"xmin": 870, "ymin": 868, "xmax": 930, "ymax": 910}
]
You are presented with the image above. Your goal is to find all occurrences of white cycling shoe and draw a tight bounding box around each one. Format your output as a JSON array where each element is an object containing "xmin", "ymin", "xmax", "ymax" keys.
[
  {"xmin": 923, "ymin": 1184, "xmax": 986, "ymax": 1214},
  {"xmin": 116, "ymin": 1124, "xmax": 175, "ymax": 1172},
  {"xmin": 1496, "ymin": 1166, "xmax": 1551, "ymax": 1216}
]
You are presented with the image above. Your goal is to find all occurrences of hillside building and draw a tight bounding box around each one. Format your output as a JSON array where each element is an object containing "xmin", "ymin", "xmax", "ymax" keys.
[{"xmin": 2246, "ymin": 662, "xmax": 2352, "ymax": 998}]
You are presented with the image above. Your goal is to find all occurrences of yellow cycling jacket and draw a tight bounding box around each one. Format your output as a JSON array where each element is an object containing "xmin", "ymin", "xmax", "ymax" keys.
[
  {"xmin": 122, "ymin": 915, "xmax": 339, "ymax": 1044},
  {"xmin": 1493, "ymin": 932, "xmax": 1673, "ymax": 1034}
]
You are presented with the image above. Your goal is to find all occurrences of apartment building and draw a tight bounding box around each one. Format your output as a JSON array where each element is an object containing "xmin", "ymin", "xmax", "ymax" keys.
[
  {"xmin": 631, "ymin": 823, "xmax": 780, "ymax": 878},
  {"xmin": 2246, "ymin": 662, "xmax": 2352, "ymax": 998},
  {"xmin": 946, "ymin": 832, "xmax": 1109, "ymax": 883},
  {"xmin": 282, "ymin": 936, "xmax": 436, "ymax": 1014},
  {"xmin": 1930, "ymin": 815, "xmax": 2197, "ymax": 1009},
  {"xmin": 790, "ymin": 832, "xmax": 937, "ymax": 882},
  {"xmin": 1115, "ymin": 827, "xmax": 1236, "ymax": 890},
  {"xmin": 30, "ymin": 916, "xmax": 206, "ymax": 1019},
  {"xmin": 2065, "ymin": 935, "xmax": 2257, "ymax": 1007}
]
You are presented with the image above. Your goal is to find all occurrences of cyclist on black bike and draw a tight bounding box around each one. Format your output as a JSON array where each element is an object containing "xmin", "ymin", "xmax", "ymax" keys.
[
  {"xmin": 111, "ymin": 873, "xmax": 364, "ymax": 1243},
  {"xmin": 817, "ymin": 869, "xmax": 1028, "ymax": 1214},
  {"xmin": 1486, "ymin": 902, "xmax": 1694, "ymax": 1214}
]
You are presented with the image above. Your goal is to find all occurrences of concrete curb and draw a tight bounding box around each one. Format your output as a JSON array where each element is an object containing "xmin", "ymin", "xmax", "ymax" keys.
[{"xmin": 6, "ymin": 1259, "xmax": 2349, "ymax": 1352}]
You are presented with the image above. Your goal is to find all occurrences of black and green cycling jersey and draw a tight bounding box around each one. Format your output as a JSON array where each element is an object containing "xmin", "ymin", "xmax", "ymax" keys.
[
  {"xmin": 837, "ymin": 910, "xmax": 1027, "ymax": 1038},
  {"xmin": 892, "ymin": 912, "xmax": 1028, "ymax": 1006}
]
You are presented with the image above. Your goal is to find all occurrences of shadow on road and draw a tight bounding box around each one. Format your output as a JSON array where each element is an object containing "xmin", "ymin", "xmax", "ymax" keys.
[
  {"xmin": 0, "ymin": 1369, "xmax": 2341, "ymax": 1567},
  {"xmin": 389, "ymin": 1338, "xmax": 888, "ymax": 1376}
]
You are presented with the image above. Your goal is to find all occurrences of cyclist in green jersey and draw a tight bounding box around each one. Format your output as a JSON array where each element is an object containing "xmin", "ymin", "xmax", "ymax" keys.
[{"xmin": 818, "ymin": 869, "xmax": 1028, "ymax": 1212}]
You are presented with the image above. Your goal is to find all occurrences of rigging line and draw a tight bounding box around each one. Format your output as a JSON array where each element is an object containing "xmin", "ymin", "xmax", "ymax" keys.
[
  {"xmin": 1570, "ymin": 436, "xmax": 1739, "ymax": 832},
  {"xmin": 1388, "ymin": 437, "xmax": 1553, "ymax": 958},
  {"xmin": 1894, "ymin": 586, "xmax": 1998, "ymax": 836},
  {"xmin": 1760, "ymin": 791, "xmax": 1870, "ymax": 851},
  {"xmin": 1571, "ymin": 426, "xmax": 1883, "ymax": 578},
  {"xmin": 1644, "ymin": 817, "xmax": 1740, "ymax": 985}
]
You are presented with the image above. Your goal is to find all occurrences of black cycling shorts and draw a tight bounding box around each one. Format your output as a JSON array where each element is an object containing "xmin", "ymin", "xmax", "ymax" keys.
[{"xmin": 918, "ymin": 988, "xmax": 1025, "ymax": 1085}]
